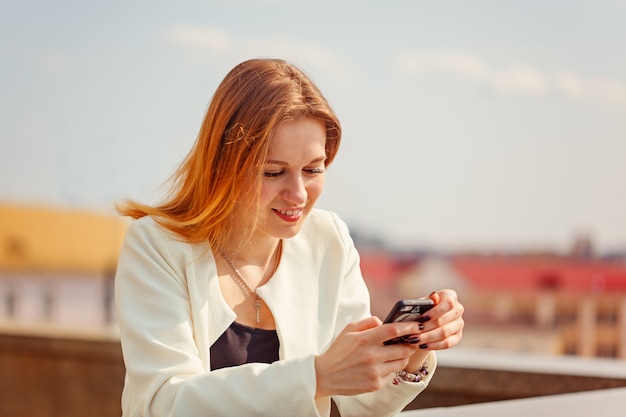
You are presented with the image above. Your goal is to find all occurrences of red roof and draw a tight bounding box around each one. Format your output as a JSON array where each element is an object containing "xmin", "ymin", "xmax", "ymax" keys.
[
  {"xmin": 451, "ymin": 256, "xmax": 626, "ymax": 293},
  {"xmin": 359, "ymin": 250, "xmax": 418, "ymax": 284}
]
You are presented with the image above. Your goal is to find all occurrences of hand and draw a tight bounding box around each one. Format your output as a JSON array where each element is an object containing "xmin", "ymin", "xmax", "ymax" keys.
[
  {"xmin": 403, "ymin": 289, "xmax": 464, "ymax": 371},
  {"xmin": 314, "ymin": 316, "xmax": 423, "ymax": 398}
]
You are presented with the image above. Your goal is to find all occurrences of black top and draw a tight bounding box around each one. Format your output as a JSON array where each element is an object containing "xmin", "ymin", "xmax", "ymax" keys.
[{"xmin": 210, "ymin": 321, "xmax": 280, "ymax": 371}]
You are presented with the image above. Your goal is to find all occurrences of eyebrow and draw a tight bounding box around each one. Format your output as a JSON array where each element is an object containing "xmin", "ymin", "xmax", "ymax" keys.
[{"xmin": 265, "ymin": 156, "xmax": 327, "ymax": 166}]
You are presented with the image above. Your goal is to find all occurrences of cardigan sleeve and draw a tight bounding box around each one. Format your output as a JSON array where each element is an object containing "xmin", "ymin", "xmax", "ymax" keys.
[
  {"xmin": 325, "ymin": 212, "xmax": 437, "ymax": 417},
  {"xmin": 115, "ymin": 218, "xmax": 322, "ymax": 417},
  {"xmin": 332, "ymin": 352, "xmax": 437, "ymax": 417}
]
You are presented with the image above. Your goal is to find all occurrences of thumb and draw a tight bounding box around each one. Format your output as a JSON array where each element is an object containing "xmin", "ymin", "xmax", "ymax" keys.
[
  {"xmin": 344, "ymin": 316, "xmax": 382, "ymax": 333},
  {"xmin": 428, "ymin": 291, "xmax": 441, "ymax": 305}
]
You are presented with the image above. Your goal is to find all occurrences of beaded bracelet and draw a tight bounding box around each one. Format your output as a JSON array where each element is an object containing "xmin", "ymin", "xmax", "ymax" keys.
[{"xmin": 392, "ymin": 361, "xmax": 429, "ymax": 385}]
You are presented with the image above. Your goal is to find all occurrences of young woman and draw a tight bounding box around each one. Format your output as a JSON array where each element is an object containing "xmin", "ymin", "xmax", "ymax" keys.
[{"xmin": 115, "ymin": 58, "xmax": 464, "ymax": 417}]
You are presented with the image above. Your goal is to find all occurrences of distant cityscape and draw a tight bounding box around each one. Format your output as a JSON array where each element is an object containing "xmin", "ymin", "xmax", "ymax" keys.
[
  {"xmin": 1, "ymin": 203, "xmax": 626, "ymax": 359},
  {"xmin": 352, "ymin": 228, "xmax": 626, "ymax": 360}
]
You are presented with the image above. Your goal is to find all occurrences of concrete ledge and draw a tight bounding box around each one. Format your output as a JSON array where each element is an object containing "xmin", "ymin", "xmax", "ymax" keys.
[
  {"xmin": 0, "ymin": 330, "xmax": 125, "ymax": 417},
  {"xmin": 2, "ymin": 329, "xmax": 626, "ymax": 417},
  {"xmin": 402, "ymin": 387, "xmax": 626, "ymax": 417},
  {"xmin": 407, "ymin": 348, "xmax": 626, "ymax": 410}
]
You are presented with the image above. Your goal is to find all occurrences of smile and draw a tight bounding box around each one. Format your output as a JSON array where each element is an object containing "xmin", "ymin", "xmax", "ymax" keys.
[
  {"xmin": 273, "ymin": 208, "xmax": 304, "ymax": 222},
  {"xmin": 276, "ymin": 208, "xmax": 303, "ymax": 216}
]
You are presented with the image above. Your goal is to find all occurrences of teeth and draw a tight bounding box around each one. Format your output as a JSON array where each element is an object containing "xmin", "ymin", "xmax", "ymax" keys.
[{"xmin": 278, "ymin": 209, "xmax": 301, "ymax": 216}]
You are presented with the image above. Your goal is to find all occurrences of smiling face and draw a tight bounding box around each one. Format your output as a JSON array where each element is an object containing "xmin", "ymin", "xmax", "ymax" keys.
[{"xmin": 250, "ymin": 117, "xmax": 327, "ymax": 243}]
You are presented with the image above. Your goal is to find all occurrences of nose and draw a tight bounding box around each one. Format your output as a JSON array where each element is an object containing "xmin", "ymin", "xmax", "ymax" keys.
[{"xmin": 282, "ymin": 173, "xmax": 307, "ymax": 204}]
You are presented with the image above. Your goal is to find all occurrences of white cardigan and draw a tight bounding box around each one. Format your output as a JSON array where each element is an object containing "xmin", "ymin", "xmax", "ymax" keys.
[{"xmin": 115, "ymin": 209, "xmax": 435, "ymax": 417}]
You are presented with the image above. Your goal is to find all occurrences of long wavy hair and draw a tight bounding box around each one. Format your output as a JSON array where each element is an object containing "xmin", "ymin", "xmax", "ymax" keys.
[{"xmin": 117, "ymin": 58, "xmax": 341, "ymax": 252}]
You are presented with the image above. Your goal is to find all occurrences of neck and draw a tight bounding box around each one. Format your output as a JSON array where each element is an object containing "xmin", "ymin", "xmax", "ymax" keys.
[
  {"xmin": 225, "ymin": 237, "xmax": 282, "ymax": 270},
  {"xmin": 221, "ymin": 238, "xmax": 283, "ymax": 296}
]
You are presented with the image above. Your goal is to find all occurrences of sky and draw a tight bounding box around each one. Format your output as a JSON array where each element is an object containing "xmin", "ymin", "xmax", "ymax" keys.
[{"xmin": 1, "ymin": 0, "xmax": 625, "ymax": 254}]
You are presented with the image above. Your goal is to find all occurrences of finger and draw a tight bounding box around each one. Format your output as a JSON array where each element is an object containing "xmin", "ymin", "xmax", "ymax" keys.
[
  {"xmin": 428, "ymin": 291, "xmax": 440, "ymax": 305},
  {"xmin": 376, "ymin": 321, "xmax": 422, "ymax": 345},
  {"xmin": 421, "ymin": 289, "xmax": 461, "ymax": 324},
  {"xmin": 431, "ymin": 296, "xmax": 464, "ymax": 322},
  {"xmin": 419, "ymin": 307, "xmax": 464, "ymax": 341},
  {"xmin": 342, "ymin": 316, "xmax": 383, "ymax": 335},
  {"xmin": 419, "ymin": 328, "xmax": 463, "ymax": 350},
  {"xmin": 417, "ymin": 315, "xmax": 465, "ymax": 349},
  {"xmin": 432, "ymin": 289, "xmax": 458, "ymax": 306}
]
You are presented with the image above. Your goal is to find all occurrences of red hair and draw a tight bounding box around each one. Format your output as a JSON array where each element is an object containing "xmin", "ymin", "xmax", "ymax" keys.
[{"xmin": 117, "ymin": 58, "xmax": 341, "ymax": 251}]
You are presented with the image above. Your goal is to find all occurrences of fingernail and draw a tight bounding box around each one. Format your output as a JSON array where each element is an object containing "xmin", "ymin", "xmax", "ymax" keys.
[
  {"xmin": 419, "ymin": 344, "xmax": 428, "ymax": 349},
  {"xmin": 407, "ymin": 336, "xmax": 420, "ymax": 344},
  {"xmin": 417, "ymin": 316, "xmax": 431, "ymax": 323},
  {"xmin": 418, "ymin": 324, "xmax": 425, "ymax": 331}
]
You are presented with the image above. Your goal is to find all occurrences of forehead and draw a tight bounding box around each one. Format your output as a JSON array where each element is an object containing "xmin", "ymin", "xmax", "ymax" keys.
[{"xmin": 267, "ymin": 118, "xmax": 326, "ymax": 159}]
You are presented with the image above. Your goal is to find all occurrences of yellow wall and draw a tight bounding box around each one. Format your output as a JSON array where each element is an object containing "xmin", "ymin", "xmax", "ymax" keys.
[{"xmin": 0, "ymin": 204, "xmax": 128, "ymax": 274}]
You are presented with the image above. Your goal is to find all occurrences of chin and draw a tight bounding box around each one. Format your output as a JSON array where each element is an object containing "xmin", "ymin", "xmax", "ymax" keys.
[
  {"xmin": 272, "ymin": 221, "xmax": 306, "ymax": 240},
  {"xmin": 278, "ymin": 226, "xmax": 304, "ymax": 239}
]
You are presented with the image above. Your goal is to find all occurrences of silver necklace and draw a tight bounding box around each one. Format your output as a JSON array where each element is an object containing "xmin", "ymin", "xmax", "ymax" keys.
[{"xmin": 221, "ymin": 241, "xmax": 282, "ymax": 325}]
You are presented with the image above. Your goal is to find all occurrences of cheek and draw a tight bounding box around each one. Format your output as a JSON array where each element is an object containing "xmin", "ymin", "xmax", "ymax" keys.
[
  {"xmin": 307, "ymin": 177, "xmax": 325, "ymax": 202},
  {"xmin": 260, "ymin": 182, "xmax": 278, "ymax": 205}
]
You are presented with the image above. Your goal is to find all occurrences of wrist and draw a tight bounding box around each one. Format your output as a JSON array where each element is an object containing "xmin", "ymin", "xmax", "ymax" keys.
[
  {"xmin": 314, "ymin": 354, "xmax": 330, "ymax": 399},
  {"xmin": 404, "ymin": 349, "xmax": 429, "ymax": 372},
  {"xmin": 393, "ymin": 358, "xmax": 430, "ymax": 385}
]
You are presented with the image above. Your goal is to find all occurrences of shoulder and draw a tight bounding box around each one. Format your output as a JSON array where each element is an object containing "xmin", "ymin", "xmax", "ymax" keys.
[
  {"xmin": 298, "ymin": 209, "xmax": 354, "ymax": 248},
  {"xmin": 123, "ymin": 216, "xmax": 179, "ymax": 247},
  {"xmin": 303, "ymin": 208, "xmax": 349, "ymax": 233},
  {"xmin": 125, "ymin": 215, "xmax": 173, "ymax": 238},
  {"xmin": 121, "ymin": 216, "xmax": 201, "ymax": 261}
]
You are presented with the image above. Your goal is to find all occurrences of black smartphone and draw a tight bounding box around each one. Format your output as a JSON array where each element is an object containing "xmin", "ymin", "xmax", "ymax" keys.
[{"xmin": 383, "ymin": 298, "xmax": 435, "ymax": 345}]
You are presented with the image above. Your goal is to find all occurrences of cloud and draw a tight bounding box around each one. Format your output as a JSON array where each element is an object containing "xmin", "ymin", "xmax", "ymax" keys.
[
  {"xmin": 396, "ymin": 52, "xmax": 489, "ymax": 80},
  {"xmin": 395, "ymin": 51, "xmax": 626, "ymax": 105},
  {"xmin": 555, "ymin": 73, "xmax": 626, "ymax": 104},
  {"xmin": 555, "ymin": 72, "xmax": 586, "ymax": 98},
  {"xmin": 164, "ymin": 23, "xmax": 352, "ymax": 83},
  {"xmin": 491, "ymin": 66, "xmax": 547, "ymax": 95}
]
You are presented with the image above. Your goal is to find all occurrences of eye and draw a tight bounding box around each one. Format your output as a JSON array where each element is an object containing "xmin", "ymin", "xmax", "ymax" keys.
[
  {"xmin": 305, "ymin": 167, "xmax": 325, "ymax": 175},
  {"xmin": 263, "ymin": 171, "xmax": 284, "ymax": 178}
]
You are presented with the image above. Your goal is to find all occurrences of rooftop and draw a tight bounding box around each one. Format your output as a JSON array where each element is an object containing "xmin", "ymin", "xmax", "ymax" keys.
[
  {"xmin": 0, "ymin": 203, "xmax": 127, "ymax": 273},
  {"xmin": 451, "ymin": 254, "xmax": 626, "ymax": 293}
]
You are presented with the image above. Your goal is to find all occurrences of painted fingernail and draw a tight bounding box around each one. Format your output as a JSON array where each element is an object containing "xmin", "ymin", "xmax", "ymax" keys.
[
  {"xmin": 407, "ymin": 336, "xmax": 420, "ymax": 344},
  {"xmin": 417, "ymin": 316, "xmax": 431, "ymax": 323},
  {"xmin": 418, "ymin": 324, "xmax": 425, "ymax": 331},
  {"xmin": 419, "ymin": 344, "xmax": 428, "ymax": 349}
]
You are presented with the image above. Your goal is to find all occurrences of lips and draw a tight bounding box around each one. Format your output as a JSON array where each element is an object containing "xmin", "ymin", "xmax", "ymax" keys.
[{"xmin": 273, "ymin": 208, "xmax": 304, "ymax": 222}]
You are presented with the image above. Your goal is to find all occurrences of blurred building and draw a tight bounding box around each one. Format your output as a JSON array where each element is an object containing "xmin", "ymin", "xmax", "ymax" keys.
[
  {"xmin": 0, "ymin": 203, "xmax": 127, "ymax": 331},
  {"xmin": 3, "ymin": 203, "xmax": 626, "ymax": 361},
  {"xmin": 447, "ymin": 254, "xmax": 626, "ymax": 359},
  {"xmin": 357, "ymin": 248, "xmax": 422, "ymax": 321},
  {"xmin": 360, "ymin": 247, "xmax": 626, "ymax": 360}
]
